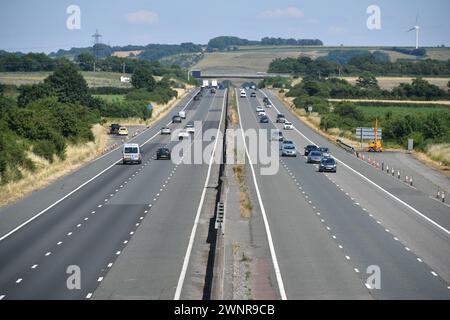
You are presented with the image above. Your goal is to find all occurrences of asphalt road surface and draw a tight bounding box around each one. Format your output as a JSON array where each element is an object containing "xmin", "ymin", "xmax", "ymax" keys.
[
  {"xmin": 0, "ymin": 89, "xmax": 226, "ymax": 300},
  {"xmin": 235, "ymin": 88, "xmax": 450, "ymax": 299}
]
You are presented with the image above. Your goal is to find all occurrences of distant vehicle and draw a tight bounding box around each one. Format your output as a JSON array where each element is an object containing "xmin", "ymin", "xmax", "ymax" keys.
[
  {"xmin": 256, "ymin": 106, "xmax": 264, "ymax": 112},
  {"xmin": 258, "ymin": 111, "xmax": 267, "ymax": 117},
  {"xmin": 276, "ymin": 114, "xmax": 286, "ymax": 123},
  {"xmin": 122, "ymin": 143, "xmax": 142, "ymax": 165},
  {"xmin": 110, "ymin": 123, "xmax": 121, "ymax": 134},
  {"xmin": 194, "ymin": 94, "xmax": 200, "ymax": 101},
  {"xmin": 271, "ymin": 130, "xmax": 284, "ymax": 141},
  {"xmin": 304, "ymin": 144, "xmax": 318, "ymax": 156},
  {"xmin": 265, "ymin": 103, "xmax": 272, "ymax": 108},
  {"xmin": 202, "ymin": 80, "xmax": 209, "ymax": 87},
  {"xmin": 260, "ymin": 115, "xmax": 269, "ymax": 123},
  {"xmin": 161, "ymin": 127, "xmax": 171, "ymax": 135},
  {"xmin": 185, "ymin": 122, "xmax": 195, "ymax": 133},
  {"xmin": 211, "ymin": 80, "xmax": 218, "ymax": 88},
  {"xmin": 210, "ymin": 88, "xmax": 216, "ymax": 94},
  {"xmin": 156, "ymin": 147, "xmax": 171, "ymax": 160},
  {"xmin": 240, "ymin": 91, "xmax": 247, "ymax": 98},
  {"xmin": 281, "ymin": 144, "xmax": 297, "ymax": 157},
  {"xmin": 250, "ymin": 92, "xmax": 256, "ymax": 97},
  {"xmin": 178, "ymin": 130, "xmax": 190, "ymax": 140},
  {"xmin": 284, "ymin": 121, "xmax": 294, "ymax": 130},
  {"xmin": 118, "ymin": 127, "xmax": 129, "ymax": 136},
  {"xmin": 179, "ymin": 110, "xmax": 186, "ymax": 119},
  {"xmin": 319, "ymin": 157, "xmax": 337, "ymax": 173},
  {"xmin": 318, "ymin": 147, "xmax": 331, "ymax": 158},
  {"xmin": 251, "ymin": 85, "xmax": 256, "ymax": 90},
  {"xmin": 307, "ymin": 151, "xmax": 323, "ymax": 164},
  {"xmin": 172, "ymin": 115, "xmax": 182, "ymax": 123},
  {"xmin": 263, "ymin": 97, "xmax": 269, "ymax": 104}
]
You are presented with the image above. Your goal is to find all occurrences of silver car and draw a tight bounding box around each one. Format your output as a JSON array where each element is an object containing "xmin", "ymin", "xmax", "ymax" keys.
[
  {"xmin": 281, "ymin": 144, "xmax": 297, "ymax": 157},
  {"xmin": 307, "ymin": 151, "xmax": 323, "ymax": 164}
]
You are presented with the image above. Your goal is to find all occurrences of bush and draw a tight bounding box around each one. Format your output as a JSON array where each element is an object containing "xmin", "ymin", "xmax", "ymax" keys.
[
  {"xmin": 33, "ymin": 140, "xmax": 57, "ymax": 162},
  {"xmin": 89, "ymin": 87, "xmax": 132, "ymax": 95},
  {"xmin": 293, "ymin": 96, "xmax": 330, "ymax": 114}
]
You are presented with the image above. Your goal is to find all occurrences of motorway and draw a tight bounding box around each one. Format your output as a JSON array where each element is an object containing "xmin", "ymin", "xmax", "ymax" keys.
[
  {"xmin": 0, "ymin": 84, "xmax": 449, "ymax": 300},
  {"xmin": 236, "ymin": 88, "xmax": 450, "ymax": 299},
  {"xmin": 0, "ymin": 89, "xmax": 226, "ymax": 299}
]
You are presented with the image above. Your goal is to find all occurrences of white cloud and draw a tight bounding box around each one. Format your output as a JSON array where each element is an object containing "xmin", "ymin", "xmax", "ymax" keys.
[
  {"xmin": 127, "ymin": 10, "xmax": 159, "ymax": 25},
  {"xmin": 259, "ymin": 7, "xmax": 304, "ymax": 19}
]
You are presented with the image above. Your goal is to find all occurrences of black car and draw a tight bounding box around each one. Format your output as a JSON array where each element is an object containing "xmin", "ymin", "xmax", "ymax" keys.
[
  {"xmin": 156, "ymin": 148, "xmax": 171, "ymax": 160},
  {"xmin": 210, "ymin": 88, "xmax": 216, "ymax": 94},
  {"xmin": 110, "ymin": 123, "xmax": 121, "ymax": 134},
  {"xmin": 319, "ymin": 157, "xmax": 337, "ymax": 173},
  {"xmin": 260, "ymin": 115, "xmax": 269, "ymax": 123},
  {"xmin": 304, "ymin": 144, "xmax": 319, "ymax": 156},
  {"xmin": 276, "ymin": 114, "xmax": 286, "ymax": 123},
  {"xmin": 263, "ymin": 97, "xmax": 269, "ymax": 104},
  {"xmin": 172, "ymin": 115, "xmax": 182, "ymax": 123}
]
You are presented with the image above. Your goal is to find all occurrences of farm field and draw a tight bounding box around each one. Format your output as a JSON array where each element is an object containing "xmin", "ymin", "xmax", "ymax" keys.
[
  {"xmin": 0, "ymin": 71, "xmax": 132, "ymax": 87},
  {"xmin": 356, "ymin": 104, "xmax": 450, "ymax": 119}
]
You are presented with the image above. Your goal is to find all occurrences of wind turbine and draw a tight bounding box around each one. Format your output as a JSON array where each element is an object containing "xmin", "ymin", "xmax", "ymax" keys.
[{"xmin": 407, "ymin": 16, "xmax": 420, "ymax": 49}]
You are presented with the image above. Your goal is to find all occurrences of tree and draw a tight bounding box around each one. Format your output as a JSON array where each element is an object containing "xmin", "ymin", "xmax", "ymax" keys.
[
  {"xmin": 334, "ymin": 103, "xmax": 364, "ymax": 121},
  {"xmin": 422, "ymin": 113, "xmax": 446, "ymax": 139},
  {"xmin": 131, "ymin": 67, "xmax": 156, "ymax": 91},
  {"xmin": 356, "ymin": 72, "xmax": 379, "ymax": 89},
  {"xmin": 0, "ymin": 83, "xmax": 4, "ymax": 96},
  {"xmin": 17, "ymin": 83, "xmax": 55, "ymax": 107},
  {"xmin": 76, "ymin": 53, "xmax": 95, "ymax": 71},
  {"xmin": 44, "ymin": 64, "xmax": 90, "ymax": 104}
]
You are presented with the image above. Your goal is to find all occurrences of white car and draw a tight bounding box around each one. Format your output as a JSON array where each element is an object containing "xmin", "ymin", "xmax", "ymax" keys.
[
  {"xmin": 179, "ymin": 111, "xmax": 186, "ymax": 119},
  {"xmin": 161, "ymin": 127, "xmax": 171, "ymax": 135},
  {"xmin": 284, "ymin": 121, "xmax": 294, "ymax": 130},
  {"xmin": 178, "ymin": 130, "xmax": 190, "ymax": 140},
  {"xmin": 256, "ymin": 106, "xmax": 264, "ymax": 113},
  {"xmin": 240, "ymin": 91, "xmax": 247, "ymax": 98},
  {"xmin": 265, "ymin": 104, "xmax": 272, "ymax": 108},
  {"xmin": 258, "ymin": 111, "xmax": 266, "ymax": 117},
  {"xmin": 185, "ymin": 123, "xmax": 195, "ymax": 134}
]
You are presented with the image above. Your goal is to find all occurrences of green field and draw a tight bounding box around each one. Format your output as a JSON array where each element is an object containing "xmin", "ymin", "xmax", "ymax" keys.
[
  {"xmin": 93, "ymin": 94, "xmax": 125, "ymax": 103},
  {"xmin": 0, "ymin": 71, "xmax": 132, "ymax": 88},
  {"xmin": 357, "ymin": 104, "xmax": 450, "ymax": 119}
]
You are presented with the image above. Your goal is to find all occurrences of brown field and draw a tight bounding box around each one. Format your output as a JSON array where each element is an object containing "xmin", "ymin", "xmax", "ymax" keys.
[{"xmin": 0, "ymin": 71, "xmax": 132, "ymax": 88}]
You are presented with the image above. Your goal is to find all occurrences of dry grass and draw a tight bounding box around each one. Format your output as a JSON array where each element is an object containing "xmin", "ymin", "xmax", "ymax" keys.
[
  {"xmin": 0, "ymin": 124, "xmax": 109, "ymax": 207},
  {"xmin": 233, "ymin": 165, "xmax": 252, "ymax": 218},
  {"xmin": 426, "ymin": 144, "xmax": 450, "ymax": 167},
  {"xmin": 229, "ymin": 88, "xmax": 239, "ymax": 126}
]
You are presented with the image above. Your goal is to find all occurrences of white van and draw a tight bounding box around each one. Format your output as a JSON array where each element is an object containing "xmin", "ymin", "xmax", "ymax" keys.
[
  {"xmin": 179, "ymin": 110, "xmax": 186, "ymax": 119},
  {"xmin": 122, "ymin": 143, "xmax": 142, "ymax": 165}
]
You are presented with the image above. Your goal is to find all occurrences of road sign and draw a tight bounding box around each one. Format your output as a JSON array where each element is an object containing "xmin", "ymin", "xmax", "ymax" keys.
[{"xmin": 356, "ymin": 127, "xmax": 382, "ymax": 140}]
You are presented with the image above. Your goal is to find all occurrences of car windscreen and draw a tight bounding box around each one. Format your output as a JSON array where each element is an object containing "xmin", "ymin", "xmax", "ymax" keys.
[
  {"xmin": 284, "ymin": 145, "xmax": 295, "ymax": 150},
  {"xmin": 124, "ymin": 147, "xmax": 138, "ymax": 154},
  {"xmin": 310, "ymin": 151, "xmax": 322, "ymax": 156},
  {"xmin": 322, "ymin": 158, "xmax": 335, "ymax": 165}
]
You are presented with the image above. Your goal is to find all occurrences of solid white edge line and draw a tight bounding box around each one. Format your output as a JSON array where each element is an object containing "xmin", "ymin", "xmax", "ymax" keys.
[
  {"xmin": 235, "ymin": 89, "xmax": 288, "ymax": 300},
  {"xmin": 260, "ymin": 89, "xmax": 450, "ymax": 236},
  {"xmin": 0, "ymin": 90, "xmax": 199, "ymax": 243},
  {"xmin": 174, "ymin": 89, "xmax": 227, "ymax": 300}
]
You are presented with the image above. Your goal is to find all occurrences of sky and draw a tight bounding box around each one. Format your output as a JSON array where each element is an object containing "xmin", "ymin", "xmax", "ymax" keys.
[{"xmin": 0, "ymin": 0, "xmax": 449, "ymax": 53}]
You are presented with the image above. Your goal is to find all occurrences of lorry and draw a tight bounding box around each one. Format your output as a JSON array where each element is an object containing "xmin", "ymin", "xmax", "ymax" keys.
[
  {"xmin": 211, "ymin": 79, "xmax": 218, "ymax": 88},
  {"xmin": 179, "ymin": 110, "xmax": 186, "ymax": 119},
  {"xmin": 202, "ymin": 80, "xmax": 209, "ymax": 88}
]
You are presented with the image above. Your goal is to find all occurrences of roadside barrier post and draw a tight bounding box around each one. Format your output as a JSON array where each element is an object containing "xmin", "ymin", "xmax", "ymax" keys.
[
  {"xmin": 443, "ymin": 192, "xmax": 446, "ymax": 203},
  {"xmin": 397, "ymin": 171, "xmax": 401, "ymax": 179},
  {"xmin": 437, "ymin": 190, "xmax": 441, "ymax": 199},
  {"xmin": 382, "ymin": 162, "xmax": 384, "ymax": 171},
  {"xmin": 392, "ymin": 168, "xmax": 395, "ymax": 177},
  {"xmin": 410, "ymin": 176, "xmax": 413, "ymax": 186}
]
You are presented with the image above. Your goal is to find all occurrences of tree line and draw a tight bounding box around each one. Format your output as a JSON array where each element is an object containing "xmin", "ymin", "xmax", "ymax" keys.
[
  {"xmin": 268, "ymin": 52, "xmax": 450, "ymax": 76},
  {"xmin": 207, "ymin": 36, "xmax": 323, "ymax": 51}
]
